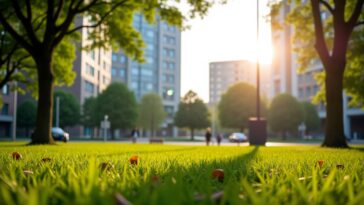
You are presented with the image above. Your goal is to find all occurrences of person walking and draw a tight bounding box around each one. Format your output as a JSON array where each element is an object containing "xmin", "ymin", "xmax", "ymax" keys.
[
  {"xmin": 216, "ymin": 133, "xmax": 223, "ymax": 146},
  {"xmin": 131, "ymin": 128, "xmax": 139, "ymax": 144},
  {"xmin": 205, "ymin": 127, "xmax": 212, "ymax": 146}
]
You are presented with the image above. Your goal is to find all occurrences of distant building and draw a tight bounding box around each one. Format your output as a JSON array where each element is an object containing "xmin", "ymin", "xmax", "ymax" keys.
[
  {"xmin": 61, "ymin": 16, "xmax": 112, "ymax": 137},
  {"xmin": 111, "ymin": 14, "xmax": 181, "ymax": 137},
  {"xmin": 270, "ymin": 1, "xmax": 364, "ymax": 139},
  {"xmin": 209, "ymin": 60, "xmax": 270, "ymax": 105},
  {"xmin": 0, "ymin": 84, "xmax": 15, "ymax": 138}
]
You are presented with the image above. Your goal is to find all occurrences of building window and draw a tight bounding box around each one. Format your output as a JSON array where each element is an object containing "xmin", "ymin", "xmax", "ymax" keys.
[
  {"xmin": 163, "ymin": 87, "xmax": 175, "ymax": 101},
  {"xmin": 141, "ymin": 69, "xmax": 153, "ymax": 76},
  {"xmin": 169, "ymin": 49, "xmax": 175, "ymax": 57},
  {"xmin": 88, "ymin": 50, "xmax": 95, "ymax": 60},
  {"xmin": 85, "ymin": 81, "xmax": 94, "ymax": 93},
  {"xmin": 163, "ymin": 35, "xmax": 175, "ymax": 45},
  {"xmin": 112, "ymin": 68, "xmax": 116, "ymax": 76},
  {"xmin": 2, "ymin": 85, "xmax": 9, "ymax": 95},
  {"xmin": 1, "ymin": 103, "xmax": 9, "ymax": 115},
  {"xmin": 102, "ymin": 76, "xmax": 108, "ymax": 84},
  {"xmin": 164, "ymin": 106, "xmax": 174, "ymax": 117},
  {"xmin": 162, "ymin": 74, "xmax": 175, "ymax": 84},
  {"xmin": 120, "ymin": 56, "xmax": 126, "ymax": 63},
  {"xmin": 162, "ymin": 48, "xmax": 175, "ymax": 58},
  {"xmin": 131, "ymin": 68, "xmax": 139, "ymax": 76},
  {"xmin": 146, "ymin": 57, "xmax": 154, "ymax": 64},
  {"xmin": 85, "ymin": 64, "xmax": 95, "ymax": 76},
  {"xmin": 162, "ymin": 61, "xmax": 168, "ymax": 69},
  {"xmin": 112, "ymin": 54, "xmax": 117, "ymax": 61},
  {"xmin": 169, "ymin": 62, "xmax": 175, "ymax": 70},
  {"xmin": 131, "ymin": 82, "xmax": 138, "ymax": 89},
  {"xmin": 145, "ymin": 83, "xmax": 153, "ymax": 91},
  {"xmin": 119, "ymin": 69, "xmax": 126, "ymax": 77}
]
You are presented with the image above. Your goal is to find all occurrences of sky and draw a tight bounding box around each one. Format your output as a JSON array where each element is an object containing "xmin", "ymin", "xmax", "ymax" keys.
[{"xmin": 180, "ymin": 0, "xmax": 273, "ymax": 102}]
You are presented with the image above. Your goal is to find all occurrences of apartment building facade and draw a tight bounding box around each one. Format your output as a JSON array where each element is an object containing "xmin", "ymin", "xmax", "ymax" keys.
[{"xmin": 111, "ymin": 14, "xmax": 181, "ymax": 137}]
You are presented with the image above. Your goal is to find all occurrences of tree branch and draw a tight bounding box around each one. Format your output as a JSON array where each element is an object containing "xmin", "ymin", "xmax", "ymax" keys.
[
  {"xmin": 310, "ymin": 0, "xmax": 331, "ymax": 69},
  {"xmin": 44, "ymin": 0, "xmax": 56, "ymax": 43},
  {"xmin": 11, "ymin": 0, "xmax": 39, "ymax": 45},
  {"xmin": 348, "ymin": 0, "xmax": 364, "ymax": 27},
  {"xmin": 55, "ymin": 0, "xmax": 128, "ymax": 45},
  {"xmin": 54, "ymin": 0, "xmax": 64, "ymax": 21},
  {"xmin": 319, "ymin": 0, "xmax": 334, "ymax": 14},
  {"xmin": 25, "ymin": 0, "xmax": 32, "ymax": 21},
  {"xmin": 0, "ymin": 12, "xmax": 33, "ymax": 53},
  {"xmin": 64, "ymin": 0, "xmax": 127, "ymax": 36}
]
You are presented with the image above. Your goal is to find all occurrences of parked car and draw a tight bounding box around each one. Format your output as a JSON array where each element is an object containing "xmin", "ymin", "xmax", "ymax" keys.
[
  {"xmin": 52, "ymin": 127, "xmax": 69, "ymax": 142},
  {"xmin": 228, "ymin": 133, "xmax": 248, "ymax": 142}
]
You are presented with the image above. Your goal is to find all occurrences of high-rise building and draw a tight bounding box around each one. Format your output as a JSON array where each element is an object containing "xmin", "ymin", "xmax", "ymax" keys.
[
  {"xmin": 62, "ymin": 16, "xmax": 112, "ymax": 137},
  {"xmin": 270, "ymin": 1, "xmax": 364, "ymax": 139},
  {"xmin": 0, "ymin": 84, "xmax": 15, "ymax": 138},
  {"xmin": 111, "ymin": 14, "xmax": 181, "ymax": 137},
  {"xmin": 209, "ymin": 60, "xmax": 270, "ymax": 105}
]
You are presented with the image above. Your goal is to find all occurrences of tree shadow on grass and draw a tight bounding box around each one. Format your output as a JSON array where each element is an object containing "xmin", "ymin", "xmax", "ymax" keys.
[
  {"xmin": 125, "ymin": 146, "xmax": 260, "ymax": 205},
  {"xmin": 96, "ymin": 146, "xmax": 200, "ymax": 157},
  {"xmin": 350, "ymin": 146, "xmax": 364, "ymax": 153}
]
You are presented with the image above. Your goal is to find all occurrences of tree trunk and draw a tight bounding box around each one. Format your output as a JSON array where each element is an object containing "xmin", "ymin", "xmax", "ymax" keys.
[
  {"xmin": 322, "ymin": 69, "xmax": 348, "ymax": 147},
  {"xmin": 190, "ymin": 128, "xmax": 194, "ymax": 141},
  {"xmin": 30, "ymin": 51, "xmax": 55, "ymax": 144}
]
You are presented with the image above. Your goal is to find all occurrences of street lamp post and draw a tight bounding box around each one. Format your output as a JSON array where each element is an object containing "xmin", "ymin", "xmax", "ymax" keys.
[
  {"xmin": 55, "ymin": 97, "xmax": 60, "ymax": 127},
  {"xmin": 248, "ymin": 0, "xmax": 267, "ymax": 146},
  {"xmin": 101, "ymin": 115, "xmax": 110, "ymax": 141}
]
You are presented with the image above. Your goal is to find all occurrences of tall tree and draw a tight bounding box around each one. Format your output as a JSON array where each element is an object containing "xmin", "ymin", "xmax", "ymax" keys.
[
  {"xmin": 301, "ymin": 102, "xmax": 321, "ymax": 134},
  {"xmin": 270, "ymin": 0, "xmax": 364, "ymax": 147},
  {"xmin": 17, "ymin": 100, "xmax": 36, "ymax": 137},
  {"xmin": 0, "ymin": 0, "xmax": 215, "ymax": 144},
  {"xmin": 53, "ymin": 90, "xmax": 80, "ymax": 128},
  {"xmin": 268, "ymin": 94, "xmax": 303, "ymax": 139},
  {"xmin": 138, "ymin": 93, "xmax": 166, "ymax": 137},
  {"xmin": 218, "ymin": 82, "xmax": 267, "ymax": 132},
  {"xmin": 174, "ymin": 90, "xmax": 210, "ymax": 140},
  {"xmin": 97, "ymin": 83, "xmax": 138, "ymax": 138},
  {"xmin": 82, "ymin": 96, "xmax": 98, "ymax": 128}
]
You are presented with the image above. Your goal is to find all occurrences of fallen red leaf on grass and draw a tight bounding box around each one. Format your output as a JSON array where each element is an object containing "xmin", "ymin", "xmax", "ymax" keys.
[
  {"xmin": 151, "ymin": 175, "xmax": 159, "ymax": 185},
  {"xmin": 212, "ymin": 169, "xmax": 224, "ymax": 182},
  {"xmin": 129, "ymin": 156, "xmax": 138, "ymax": 165},
  {"xmin": 12, "ymin": 152, "xmax": 22, "ymax": 160}
]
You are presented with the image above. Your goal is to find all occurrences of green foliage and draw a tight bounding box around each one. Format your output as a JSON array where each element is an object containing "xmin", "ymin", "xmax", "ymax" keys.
[
  {"xmin": 82, "ymin": 97, "xmax": 98, "ymax": 128},
  {"xmin": 97, "ymin": 83, "xmax": 138, "ymax": 130},
  {"xmin": 17, "ymin": 100, "xmax": 36, "ymax": 131},
  {"xmin": 174, "ymin": 90, "xmax": 210, "ymax": 137},
  {"xmin": 300, "ymin": 102, "xmax": 321, "ymax": 133},
  {"xmin": 269, "ymin": 0, "xmax": 364, "ymax": 108},
  {"xmin": 218, "ymin": 82, "xmax": 267, "ymax": 131},
  {"xmin": 0, "ymin": 0, "xmax": 217, "ymax": 143},
  {"xmin": 268, "ymin": 93, "xmax": 303, "ymax": 133},
  {"xmin": 53, "ymin": 91, "xmax": 81, "ymax": 128},
  {"xmin": 138, "ymin": 93, "xmax": 166, "ymax": 135},
  {"xmin": 1, "ymin": 143, "xmax": 364, "ymax": 204}
]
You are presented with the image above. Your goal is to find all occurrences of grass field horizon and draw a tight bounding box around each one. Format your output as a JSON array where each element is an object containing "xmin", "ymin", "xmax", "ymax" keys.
[{"xmin": 1, "ymin": 143, "xmax": 364, "ymax": 205}]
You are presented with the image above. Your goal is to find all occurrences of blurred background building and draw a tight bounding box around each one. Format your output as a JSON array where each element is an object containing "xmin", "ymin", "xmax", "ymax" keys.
[
  {"xmin": 209, "ymin": 60, "xmax": 270, "ymax": 105},
  {"xmin": 111, "ymin": 13, "xmax": 181, "ymax": 137}
]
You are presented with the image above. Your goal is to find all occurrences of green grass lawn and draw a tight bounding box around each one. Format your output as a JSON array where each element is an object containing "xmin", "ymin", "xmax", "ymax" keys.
[{"xmin": 0, "ymin": 143, "xmax": 363, "ymax": 205}]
